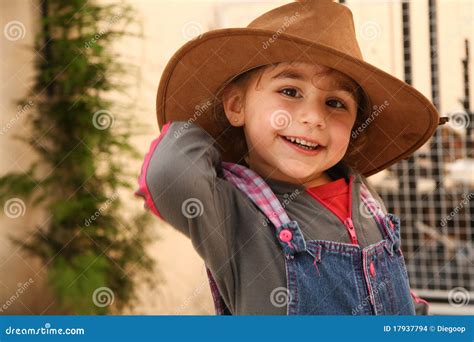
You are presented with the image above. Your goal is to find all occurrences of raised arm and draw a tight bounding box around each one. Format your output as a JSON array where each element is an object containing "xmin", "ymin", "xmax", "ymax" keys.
[{"xmin": 134, "ymin": 121, "xmax": 235, "ymax": 276}]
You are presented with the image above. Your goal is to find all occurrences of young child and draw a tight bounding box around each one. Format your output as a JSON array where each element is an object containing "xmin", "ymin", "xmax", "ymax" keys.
[{"xmin": 135, "ymin": 0, "xmax": 440, "ymax": 315}]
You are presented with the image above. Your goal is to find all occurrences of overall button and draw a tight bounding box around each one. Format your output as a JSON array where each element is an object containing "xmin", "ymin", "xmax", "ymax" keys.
[
  {"xmin": 370, "ymin": 261, "xmax": 376, "ymax": 277},
  {"xmin": 279, "ymin": 229, "xmax": 293, "ymax": 242}
]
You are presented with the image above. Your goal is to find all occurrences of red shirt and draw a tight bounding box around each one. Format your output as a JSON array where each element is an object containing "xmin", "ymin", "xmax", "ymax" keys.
[{"xmin": 306, "ymin": 177, "xmax": 350, "ymax": 223}]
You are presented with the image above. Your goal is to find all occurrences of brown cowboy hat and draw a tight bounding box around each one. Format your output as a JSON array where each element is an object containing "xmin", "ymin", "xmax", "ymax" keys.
[{"xmin": 155, "ymin": 0, "xmax": 443, "ymax": 177}]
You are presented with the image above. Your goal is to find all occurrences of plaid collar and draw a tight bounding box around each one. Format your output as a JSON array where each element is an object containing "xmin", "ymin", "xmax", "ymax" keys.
[{"xmin": 221, "ymin": 160, "xmax": 359, "ymax": 227}]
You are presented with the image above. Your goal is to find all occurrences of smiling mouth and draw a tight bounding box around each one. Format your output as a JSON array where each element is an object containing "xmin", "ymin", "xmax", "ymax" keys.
[{"xmin": 280, "ymin": 135, "xmax": 323, "ymax": 151}]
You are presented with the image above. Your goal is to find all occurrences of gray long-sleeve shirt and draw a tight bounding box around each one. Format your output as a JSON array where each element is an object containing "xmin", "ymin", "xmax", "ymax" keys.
[{"xmin": 142, "ymin": 121, "xmax": 389, "ymax": 314}]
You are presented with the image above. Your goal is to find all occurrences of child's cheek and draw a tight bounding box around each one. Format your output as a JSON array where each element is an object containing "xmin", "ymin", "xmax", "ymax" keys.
[
  {"xmin": 245, "ymin": 120, "xmax": 268, "ymax": 150},
  {"xmin": 331, "ymin": 121, "xmax": 352, "ymax": 153},
  {"xmin": 267, "ymin": 105, "xmax": 295, "ymax": 133},
  {"xmin": 332, "ymin": 115, "xmax": 354, "ymax": 133}
]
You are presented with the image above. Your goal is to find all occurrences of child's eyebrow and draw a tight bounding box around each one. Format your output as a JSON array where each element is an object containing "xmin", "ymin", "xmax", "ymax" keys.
[
  {"xmin": 270, "ymin": 68, "xmax": 359, "ymax": 102},
  {"xmin": 271, "ymin": 69, "xmax": 308, "ymax": 82}
]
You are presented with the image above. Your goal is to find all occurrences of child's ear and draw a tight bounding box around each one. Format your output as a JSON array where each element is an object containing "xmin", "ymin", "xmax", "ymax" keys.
[{"xmin": 222, "ymin": 84, "xmax": 245, "ymax": 127}]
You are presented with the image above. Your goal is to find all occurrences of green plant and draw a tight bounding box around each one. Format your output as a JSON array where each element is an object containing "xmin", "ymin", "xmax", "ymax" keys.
[{"xmin": 0, "ymin": 0, "xmax": 155, "ymax": 314}]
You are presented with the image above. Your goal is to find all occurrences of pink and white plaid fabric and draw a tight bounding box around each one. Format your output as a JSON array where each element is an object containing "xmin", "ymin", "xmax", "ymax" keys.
[{"xmin": 221, "ymin": 161, "xmax": 291, "ymax": 228}]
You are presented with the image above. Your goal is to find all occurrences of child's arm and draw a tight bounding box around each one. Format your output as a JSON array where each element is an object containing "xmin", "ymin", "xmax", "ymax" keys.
[{"xmin": 134, "ymin": 121, "xmax": 234, "ymax": 272}]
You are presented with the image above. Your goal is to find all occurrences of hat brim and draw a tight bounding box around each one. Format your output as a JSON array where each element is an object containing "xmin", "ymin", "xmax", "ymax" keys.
[{"xmin": 156, "ymin": 28, "xmax": 440, "ymax": 177}]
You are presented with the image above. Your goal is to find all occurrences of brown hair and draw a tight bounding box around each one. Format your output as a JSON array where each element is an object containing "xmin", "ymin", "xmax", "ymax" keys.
[{"xmin": 210, "ymin": 63, "xmax": 371, "ymax": 169}]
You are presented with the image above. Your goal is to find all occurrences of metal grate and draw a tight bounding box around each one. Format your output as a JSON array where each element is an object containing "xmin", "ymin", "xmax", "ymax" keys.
[{"xmin": 370, "ymin": 0, "xmax": 473, "ymax": 312}]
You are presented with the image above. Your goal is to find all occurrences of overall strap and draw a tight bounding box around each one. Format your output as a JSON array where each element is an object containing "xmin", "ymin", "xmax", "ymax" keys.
[
  {"xmin": 221, "ymin": 161, "xmax": 291, "ymax": 227},
  {"xmin": 221, "ymin": 161, "xmax": 307, "ymax": 258},
  {"xmin": 359, "ymin": 181, "xmax": 397, "ymax": 243}
]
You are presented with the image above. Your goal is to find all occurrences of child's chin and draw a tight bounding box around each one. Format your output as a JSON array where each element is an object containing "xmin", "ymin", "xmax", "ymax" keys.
[{"xmin": 278, "ymin": 166, "xmax": 315, "ymax": 182}]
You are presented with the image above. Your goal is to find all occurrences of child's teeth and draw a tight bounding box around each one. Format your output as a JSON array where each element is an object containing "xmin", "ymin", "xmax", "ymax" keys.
[{"xmin": 285, "ymin": 136, "xmax": 319, "ymax": 148}]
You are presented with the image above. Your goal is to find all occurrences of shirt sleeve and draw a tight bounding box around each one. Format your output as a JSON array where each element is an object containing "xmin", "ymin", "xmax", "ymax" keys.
[{"xmin": 134, "ymin": 120, "xmax": 237, "ymax": 304}]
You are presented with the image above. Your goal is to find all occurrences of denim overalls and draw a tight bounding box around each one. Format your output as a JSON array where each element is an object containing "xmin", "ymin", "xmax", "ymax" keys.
[{"xmin": 205, "ymin": 161, "xmax": 416, "ymax": 315}]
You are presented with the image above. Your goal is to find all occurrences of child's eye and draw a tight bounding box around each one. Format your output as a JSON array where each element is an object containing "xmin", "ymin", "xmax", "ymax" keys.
[
  {"xmin": 326, "ymin": 99, "xmax": 346, "ymax": 109},
  {"xmin": 278, "ymin": 87, "xmax": 302, "ymax": 98}
]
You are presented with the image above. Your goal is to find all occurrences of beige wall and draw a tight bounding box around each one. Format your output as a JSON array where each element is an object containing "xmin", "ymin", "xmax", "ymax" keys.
[
  {"xmin": 0, "ymin": 0, "xmax": 56, "ymax": 314},
  {"xmin": 1, "ymin": 0, "xmax": 472, "ymax": 314}
]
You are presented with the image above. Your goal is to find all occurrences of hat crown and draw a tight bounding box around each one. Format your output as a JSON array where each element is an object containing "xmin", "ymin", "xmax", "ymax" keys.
[{"xmin": 247, "ymin": 0, "xmax": 363, "ymax": 60}]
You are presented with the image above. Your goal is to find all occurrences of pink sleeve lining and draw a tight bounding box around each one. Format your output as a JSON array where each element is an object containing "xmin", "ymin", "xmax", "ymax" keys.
[
  {"xmin": 410, "ymin": 289, "xmax": 430, "ymax": 307},
  {"xmin": 134, "ymin": 121, "xmax": 173, "ymax": 220}
]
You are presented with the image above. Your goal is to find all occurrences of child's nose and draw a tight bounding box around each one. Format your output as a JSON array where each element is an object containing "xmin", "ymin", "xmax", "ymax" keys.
[{"xmin": 296, "ymin": 101, "xmax": 327, "ymax": 129}]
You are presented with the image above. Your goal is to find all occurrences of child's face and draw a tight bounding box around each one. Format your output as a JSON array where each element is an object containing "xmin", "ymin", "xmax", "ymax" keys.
[{"xmin": 223, "ymin": 62, "xmax": 358, "ymax": 187}]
